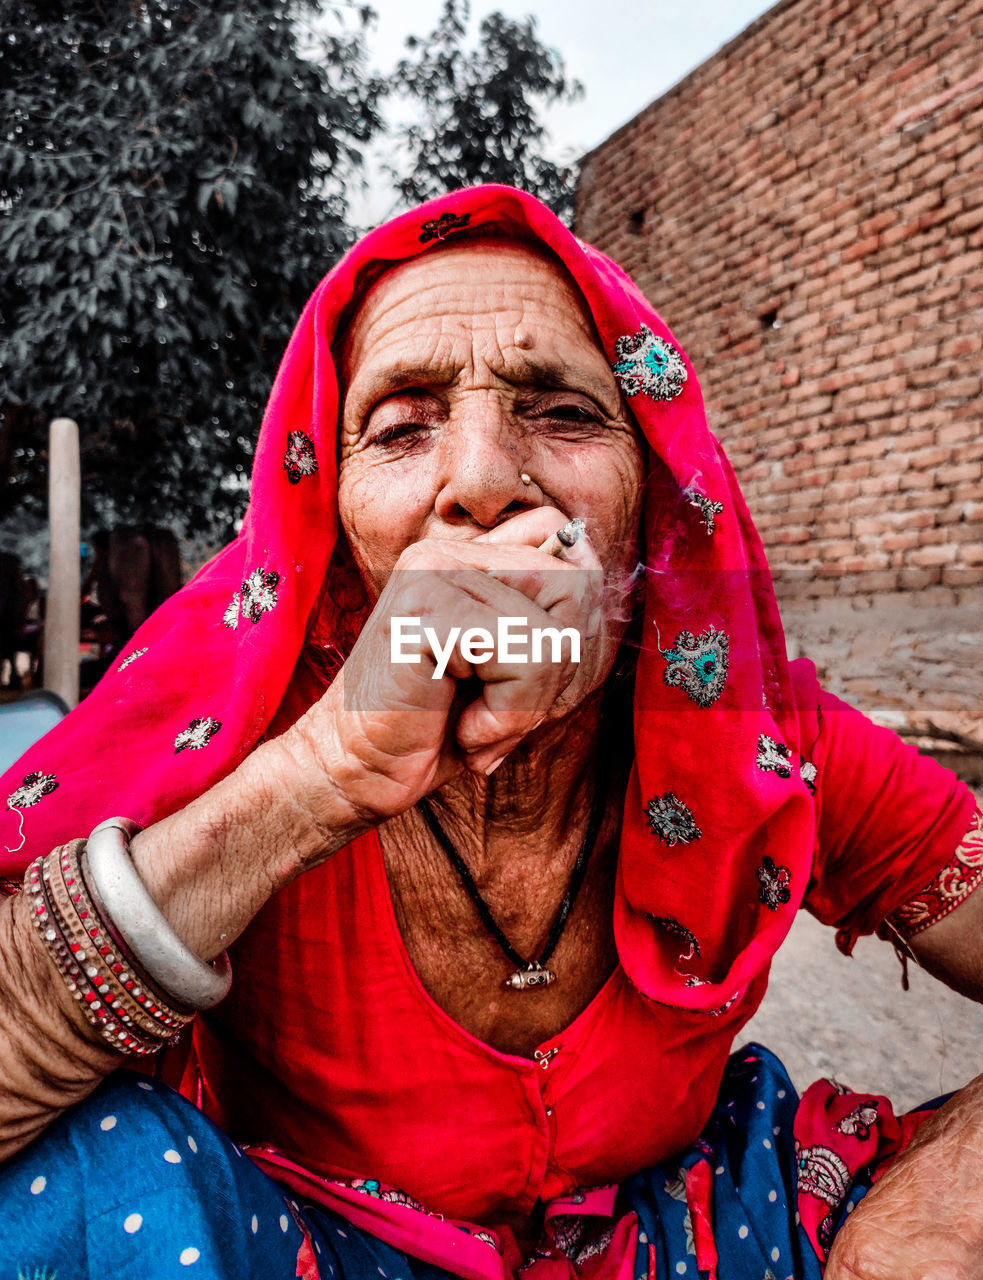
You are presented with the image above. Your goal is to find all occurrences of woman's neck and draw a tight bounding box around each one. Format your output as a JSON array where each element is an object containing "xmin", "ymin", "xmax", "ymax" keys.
[
  {"xmin": 377, "ymin": 683, "xmax": 626, "ymax": 1052},
  {"xmin": 423, "ymin": 687, "xmax": 616, "ymax": 868}
]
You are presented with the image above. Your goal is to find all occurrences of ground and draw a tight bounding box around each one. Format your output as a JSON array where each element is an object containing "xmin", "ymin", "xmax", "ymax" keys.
[{"xmin": 743, "ymin": 908, "xmax": 983, "ymax": 1111}]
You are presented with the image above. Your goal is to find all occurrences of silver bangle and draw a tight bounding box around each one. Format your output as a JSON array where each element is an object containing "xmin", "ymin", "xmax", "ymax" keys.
[{"xmin": 84, "ymin": 817, "xmax": 232, "ymax": 1010}]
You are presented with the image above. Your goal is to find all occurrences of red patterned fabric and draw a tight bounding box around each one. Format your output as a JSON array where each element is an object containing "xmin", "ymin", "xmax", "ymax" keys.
[
  {"xmin": 792, "ymin": 1076, "xmax": 929, "ymax": 1265},
  {"xmin": 885, "ymin": 805, "xmax": 983, "ymax": 939}
]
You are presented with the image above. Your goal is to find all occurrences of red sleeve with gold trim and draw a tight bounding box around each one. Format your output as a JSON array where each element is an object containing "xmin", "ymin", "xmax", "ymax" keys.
[{"xmin": 883, "ymin": 805, "xmax": 983, "ymax": 940}]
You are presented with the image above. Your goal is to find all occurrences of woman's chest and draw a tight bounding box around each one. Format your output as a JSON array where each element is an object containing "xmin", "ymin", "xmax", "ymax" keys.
[
  {"xmin": 381, "ymin": 825, "xmax": 620, "ymax": 1057},
  {"xmin": 211, "ymin": 831, "xmax": 747, "ymax": 1223}
]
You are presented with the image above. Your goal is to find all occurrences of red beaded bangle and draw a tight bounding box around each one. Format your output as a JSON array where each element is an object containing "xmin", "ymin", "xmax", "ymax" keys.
[
  {"xmin": 56, "ymin": 841, "xmax": 191, "ymax": 1034},
  {"xmin": 25, "ymin": 851, "xmax": 159, "ymax": 1055},
  {"xmin": 25, "ymin": 843, "xmax": 193, "ymax": 1056}
]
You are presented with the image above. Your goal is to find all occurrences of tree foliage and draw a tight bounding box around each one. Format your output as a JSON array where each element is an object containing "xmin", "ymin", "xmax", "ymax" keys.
[
  {"xmin": 1, "ymin": 0, "xmax": 580, "ymax": 541},
  {"xmin": 1, "ymin": 0, "xmax": 382, "ymax": 536},
  {"xmin": 391, "ymin": 0, "xmax": 580, "ymax": 217}
]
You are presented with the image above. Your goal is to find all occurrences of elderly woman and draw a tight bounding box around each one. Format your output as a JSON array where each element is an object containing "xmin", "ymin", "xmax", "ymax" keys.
[{"xmin": 0, "ymin": 186, "xmax": 981, "ymax": 1279}]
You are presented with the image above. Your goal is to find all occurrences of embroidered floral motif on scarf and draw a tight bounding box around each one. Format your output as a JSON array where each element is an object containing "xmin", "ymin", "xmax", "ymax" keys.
[
  {"xmin": 756, "ymin": 734, "xmax": 793, "ymax": 778},
  {"xmin": 241, "ymin": 568, "xmax": 280, "ymax": 624},
  {"xmin": 682, "ymin": 488, "xmax": 724, "ymax": 535},
  {"xmin": 116, "ymin": 647, "xmax": 148, "ymax": 671},
  {"xmin": 836, "ymin": 1102, "xmax": 879, "ymax": 1140},
  {"xmin": 756, "ymin": 856, "xmax": 792, "ymax": 910},
  {"xmin": 547, "ymin": 1217, "xmax": 617, "ymax": 1266},
  {"xmin": 796, "ymin": 1140, "xmax": 852, "ymax": 1257},
  {"xmin": 800, "ymin": 756, "xmax": 818, "ymax": 794},
  {"xmin": 661, "ymin": 626, "xmax": 730, "ymax": 708},
  {"xmin": 645, "ymin": 792, "xmax": 702, "ymax": 846},
  {"xmin": 174, "ymin": 717, "xmax": 222, "ymax": 753},
  {"xmin": 334, "ymin": 1177, "xmax": 500, "ymax": 1251},
  {"xmin": 222, "ymin": 593, "xmax": 241, "ymax": 630},
  {"xmin": 343, "ymin": 1177, "xmax": 427, "ymax": 1213},
  {"xmin": 282, "ymin": 431, "xmax": 318, "ymax": 485},
  {"xmin": 418, "ymin": 211, "xmax": 471, "ymax": 243},
  {"xmin": 612, "ymin": 324, "xmax": 687, "ymax": 400},
  {"xmin": 795, "ymin": 1141, "xmax": 851, "ymax": 1229},
  {"xmin": 7, "ymin": 772, "xmax": 58, "ymax": 809}
]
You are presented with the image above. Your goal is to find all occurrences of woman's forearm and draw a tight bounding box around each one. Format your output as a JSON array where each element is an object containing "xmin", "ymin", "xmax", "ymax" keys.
[
  {"xmin": 0, "ymin": 889, "xmax": 120, "ymax": 1161},
  {"xmin": 826, "ymin": 1070, "xmax": 983, "ymax": 1279},
  {"xmin": 128, "ymin": 726, "xmax": 370, "ymax": 960},
  {"xmin": 0, "ymin": 720, "xmax": 370, "ymax": 1163}
]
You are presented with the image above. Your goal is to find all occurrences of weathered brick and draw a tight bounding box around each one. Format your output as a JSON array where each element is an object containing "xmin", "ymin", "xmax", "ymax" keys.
[
  {"xmin": 910, "ymin": 544, "xmax": 959, "ymax": 566},
  {"xmin": 575, "ymin": 0, "xmax": 983, "ymax": 661}
]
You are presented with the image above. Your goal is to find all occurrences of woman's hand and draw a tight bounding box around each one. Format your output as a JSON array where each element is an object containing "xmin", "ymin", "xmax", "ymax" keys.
[
  {"xmin": 826, "ymin": 1073, "xmax": 983, "ymax": 1280},
  {"xmin": 279, "ymin": 508, "xmax": 613, "ymax": 835}
]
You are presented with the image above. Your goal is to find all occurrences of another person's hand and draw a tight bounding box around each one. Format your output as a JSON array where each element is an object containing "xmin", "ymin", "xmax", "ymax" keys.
[{"xmin": 826, "ymin": 1073, "xmax": 983, "ymax": 1280}]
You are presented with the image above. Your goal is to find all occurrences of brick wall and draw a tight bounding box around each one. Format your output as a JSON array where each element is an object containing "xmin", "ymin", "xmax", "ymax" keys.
[{"xmin": 575, "ymin": 0, "xmax": 983, "ymax": 743}]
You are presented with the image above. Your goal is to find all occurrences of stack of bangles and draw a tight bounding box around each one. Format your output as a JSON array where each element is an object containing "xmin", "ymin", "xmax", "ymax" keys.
[{"xmin": 24, "ymin": 818, "xmax": 231, "ymax": 1056}]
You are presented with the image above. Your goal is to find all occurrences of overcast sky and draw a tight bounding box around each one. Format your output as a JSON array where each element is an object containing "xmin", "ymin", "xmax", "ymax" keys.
[{"xmin": 364, "ymin": 0, "xmax": 778, "ymax": 155}]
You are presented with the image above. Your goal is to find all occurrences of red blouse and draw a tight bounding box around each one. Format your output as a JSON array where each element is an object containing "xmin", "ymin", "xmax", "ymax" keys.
[{"xmin": 190, "ymin": 689, "xmax": 976, "ymax": 1228}]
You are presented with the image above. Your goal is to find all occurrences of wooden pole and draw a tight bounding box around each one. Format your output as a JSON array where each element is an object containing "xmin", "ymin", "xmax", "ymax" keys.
[{"xmin": 46, "ymin": 417, "xmax": 80, "ymax": 709}]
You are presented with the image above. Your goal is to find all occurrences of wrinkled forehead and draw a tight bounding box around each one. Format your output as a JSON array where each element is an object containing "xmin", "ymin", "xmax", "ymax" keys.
[{"xmin": 332, "ymin": 231, "xmax": 603, "ymax": 386}]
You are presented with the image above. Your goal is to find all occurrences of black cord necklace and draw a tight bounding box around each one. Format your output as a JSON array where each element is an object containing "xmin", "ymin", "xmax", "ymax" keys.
[{"xmin": 417, "ymin": 769, "xmax": 609, "ymax": 991}]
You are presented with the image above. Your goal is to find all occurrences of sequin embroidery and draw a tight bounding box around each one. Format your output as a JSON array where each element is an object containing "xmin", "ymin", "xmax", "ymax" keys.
[
  {"xmin": 756, "ymin": 856, "xmax": 792, "ymax": 910},
  {"xmin": 174, "ymin": 717, "xmax": 222, "ymax": 753},
  {"xmin": 645, "ymin": 792, "xmax": 702, "ymax": 846},
  {"xmin": 222, "ymin": 593, "xmax": 241, "ymax": 631},
  {"xmin": 800, "ymin": 757, "xmax": 818, "ymax": 794},
  {"xmin": 283, "ymin": 430, "xmax": 318, "ymax": 484},
  {"xmin": 336, "ymin": 1178, "xmax": 498, "ymax": 1250},
  {"xmin": 886, "ymin": 805, "xmax": 983, "ymax": 937},
  {"xmin": 345, "ymin": 1178, "xmax": 426, "ymax": 1212},
  {"xmin": 7, "ymin": 771, "xmax": 59, "ymax": 809},
  {"xmin": 756, "ymin": 734, "xmax": 793, "ymax": 778},
  {"xmin": 683, "ymin": 487, "xmax": 724, "ymax": 535},
  {"xmin": 836, "ymin": 1102, "xmax": 879, "ymax": 1141},
  {"xmin": 795, "ymin": 1142, "xmax": 851, "ymax": 1208},
  {"xmin": 116, "ymin": 647, "xmax": 148, "ymax": 671},
  {"xmin": 612, "ymin": 324, "xmax": 687, "ymax": 400},
  {"xmin": 419, "ymin": 211, "xmax": 471, "ymax": 244},
  {"xmin": 241, "ymin": 568, "xmax": 280, "ymax": 625},
  {"xmin": 661, "ymin": 626, "xmax": 730, "ymax": 708}
]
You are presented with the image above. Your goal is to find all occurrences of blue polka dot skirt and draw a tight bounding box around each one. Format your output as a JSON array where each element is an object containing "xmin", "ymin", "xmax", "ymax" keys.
[{"xmin": 0, "ymin": 1046, "xmax": 937, "ymax": 1279}]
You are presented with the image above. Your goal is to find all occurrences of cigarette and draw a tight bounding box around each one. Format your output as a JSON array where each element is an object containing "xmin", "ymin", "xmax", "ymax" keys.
[{"xmin": 537, "ymin": 518, "xmax": 586, "ymax": 558}]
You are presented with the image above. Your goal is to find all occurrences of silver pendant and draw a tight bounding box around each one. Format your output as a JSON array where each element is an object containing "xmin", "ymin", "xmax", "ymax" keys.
[{"xmin": 506, "ymin": 963, "xmax": 556, "ymax": 990}]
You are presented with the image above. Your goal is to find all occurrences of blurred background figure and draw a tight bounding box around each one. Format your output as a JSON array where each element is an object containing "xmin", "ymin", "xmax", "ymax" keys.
[
  {"xmin": 0, "ymin": 552, "xmax": 30, "ymax": 693},
  {"xmin": 80, "ymin": 526, "xmax": 182, "ymax": 694}
]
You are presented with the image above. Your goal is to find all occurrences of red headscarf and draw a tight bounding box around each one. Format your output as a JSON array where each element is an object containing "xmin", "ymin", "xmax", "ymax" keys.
[{"xmin": 1, "ymin": 185, "xmax": 819, "ymax": 1014}]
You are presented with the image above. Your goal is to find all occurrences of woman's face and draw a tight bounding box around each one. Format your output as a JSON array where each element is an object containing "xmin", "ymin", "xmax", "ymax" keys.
[{"xmin": 337, "ymin": 242, "xmax": 645, "ymax": 598}]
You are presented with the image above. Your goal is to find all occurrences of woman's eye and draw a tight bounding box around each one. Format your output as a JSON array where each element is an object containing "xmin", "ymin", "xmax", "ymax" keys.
[
  {"xmin": 363, "ymin": 393, "xmax": 442, "ymax": 450},
  {"xmin": 367, "ymin": 421, "xmax": 432, "ymax": 449},
  {"xmin": 534, "ymin": 399, "xmax": 604, "ymax": 428}
]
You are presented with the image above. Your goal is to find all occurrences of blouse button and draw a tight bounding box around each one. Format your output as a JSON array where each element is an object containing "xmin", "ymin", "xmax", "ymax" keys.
[{"xmin": 545, "ymin": 1106, "xmax": 554, "ymax": 1117}]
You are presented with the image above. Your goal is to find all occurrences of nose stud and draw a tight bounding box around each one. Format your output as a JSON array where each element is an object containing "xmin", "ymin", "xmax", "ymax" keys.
[{"xmin": 520, "ymin": 472, "xmax": 532, "ymax": 485}]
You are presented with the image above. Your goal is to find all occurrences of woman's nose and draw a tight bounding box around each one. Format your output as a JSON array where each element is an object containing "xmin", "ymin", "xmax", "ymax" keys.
[{"xmin": 432, "ymin": 397, "xmax": 539, "ymax": 529}]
